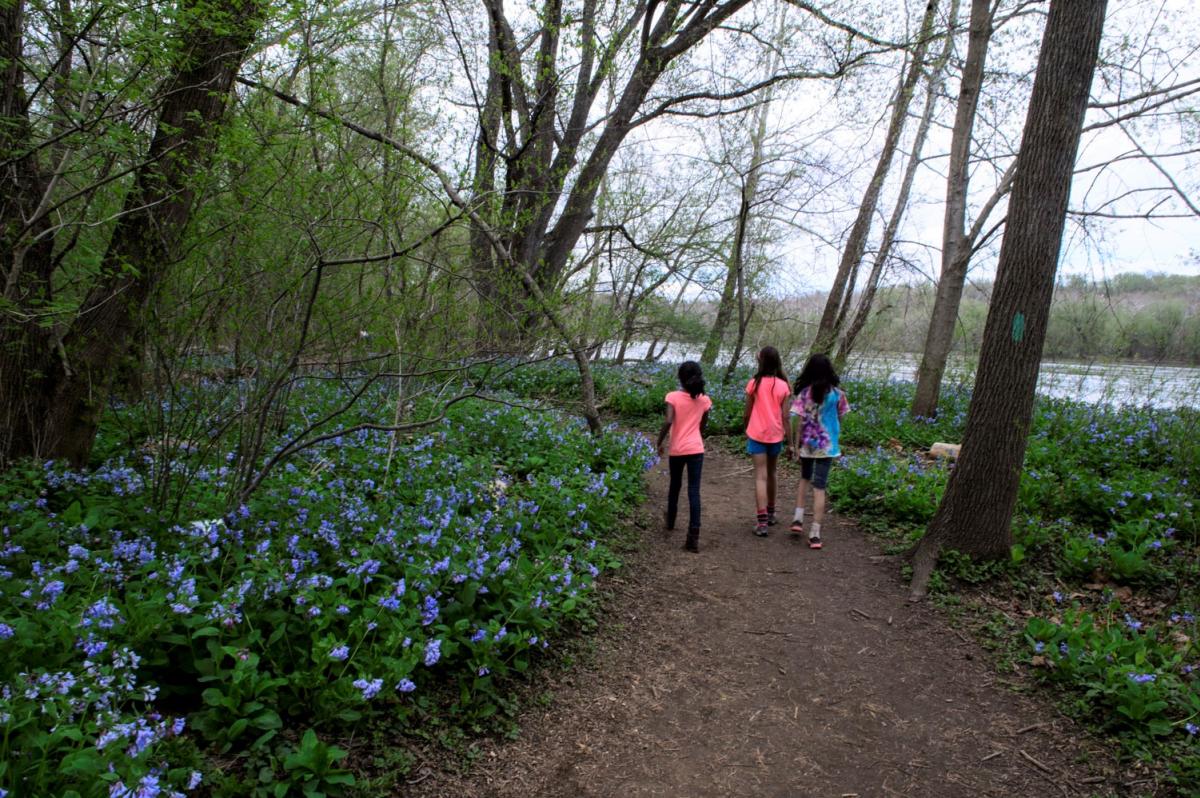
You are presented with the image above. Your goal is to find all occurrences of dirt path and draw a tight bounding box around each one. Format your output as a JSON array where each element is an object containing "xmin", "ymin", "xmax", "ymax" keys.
[{"xmin": 410, "ymin": 442, "xmax": 1129, "ymax": 797}]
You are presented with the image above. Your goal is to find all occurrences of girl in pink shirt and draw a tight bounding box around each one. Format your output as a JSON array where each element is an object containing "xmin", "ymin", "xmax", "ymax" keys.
[
  {"xmin": 743, "ymin": 346, "xmax": 791, "ymax": 536},
  {"xmin": 656, "ymin": 361, "xmax": 712, "ymax": 552}
]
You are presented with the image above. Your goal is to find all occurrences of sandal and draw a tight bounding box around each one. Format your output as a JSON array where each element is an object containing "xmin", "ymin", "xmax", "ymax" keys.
[
  {"xmin": 808, "ymin": 536, "xmax": 822, "ymax": 550},
  {"xmin": 789, "ymin": 520, "xmax": 804, "ymax": 535}
]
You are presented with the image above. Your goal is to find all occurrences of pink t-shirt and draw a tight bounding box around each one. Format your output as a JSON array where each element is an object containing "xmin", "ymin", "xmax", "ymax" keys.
[
  {"xmin": 744, "ymin": 376, "xmax": 791, "ymax": 443},
  {"xmin": 665, "ymin": 391, "xmax": 712, "ymax": 456}
]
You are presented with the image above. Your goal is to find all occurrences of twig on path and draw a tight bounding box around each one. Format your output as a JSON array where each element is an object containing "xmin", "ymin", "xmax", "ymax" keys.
[
  {"xmin": 850, "ymin": 608, "xmax": 873, "ymax": 620},
  {"xmin": 1079, "ymin": 776, "xmax": 1106, "ymax": 785},
  {"xmin": 731, "ymin": 567, "xmax": 797, "ymax": 575},
  {"xmin": 1017, "ymin": 722, "xmax": 1046, "ymax": 734},
  {"xmin": 1019, "ymin": 749, "xmax": 1053, "ymax": 774},
  {"xmin": 761, "ymin": 657, "xmax": 788, "ymax": 675},
  {"xmin": 952, "ymin": 628, "xmax": 972, "ymax": 645},
  {"xmin": 981, "ymin": 751, "xmax": 1003, "ymax": 762},
  {"xmin": 742, "ymin": 629, "xmax": 793, "ymax": 637}
]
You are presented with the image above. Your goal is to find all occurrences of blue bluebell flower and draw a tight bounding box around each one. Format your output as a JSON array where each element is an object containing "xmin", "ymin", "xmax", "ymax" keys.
[{"xmin": 424, "ymin": 638, "xmax": 441, "ymax": 666}]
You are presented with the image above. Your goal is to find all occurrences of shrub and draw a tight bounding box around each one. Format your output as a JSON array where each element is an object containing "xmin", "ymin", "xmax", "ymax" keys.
[{"xmin": 0, "ymin": 394, "xmax": 656, "ymax": 797}]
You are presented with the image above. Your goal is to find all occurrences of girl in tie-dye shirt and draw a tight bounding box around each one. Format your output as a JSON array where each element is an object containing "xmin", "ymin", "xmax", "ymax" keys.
[{"xmin": 788, "ymin": 353, "xmax": 850, "ymax": 549}]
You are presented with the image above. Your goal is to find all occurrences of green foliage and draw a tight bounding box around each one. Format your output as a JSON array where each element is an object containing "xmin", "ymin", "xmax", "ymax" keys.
[
  {"xmin": 0, "ymin": 381, "xmax": 655, "ymax": 797},
  {"xmin": 855, "ymin": 273, "xmax": 1200, "ymax": 363},
  {"xmin": 280, "ymin": 729, "xmax": 355, "ymax": 797},
  {"xmin": 1024, "ymin": 606, "xmax": 1199, "ymax": 782}
]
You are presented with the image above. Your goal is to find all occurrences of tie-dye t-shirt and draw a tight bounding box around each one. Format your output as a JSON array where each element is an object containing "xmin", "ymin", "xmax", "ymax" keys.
[{"xmin": 790, "ymin": 387, "xmax": 850, "ymax": 458}]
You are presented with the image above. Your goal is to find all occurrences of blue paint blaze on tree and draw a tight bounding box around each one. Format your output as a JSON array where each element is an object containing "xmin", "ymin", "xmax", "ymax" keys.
[{"xmin": 1012, "ymin": 312, "xmax": 1026, "ymax": 343}]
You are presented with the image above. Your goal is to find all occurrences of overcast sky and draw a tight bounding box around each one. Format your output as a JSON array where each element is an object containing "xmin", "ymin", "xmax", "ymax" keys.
[{"xmin": 678, "ymin": 0, "xmax": 1200, "ymax": 295}]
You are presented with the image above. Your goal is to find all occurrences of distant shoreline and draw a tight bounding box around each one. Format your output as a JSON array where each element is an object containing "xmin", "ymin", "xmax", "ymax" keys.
[{"xmin": 846, "ymin": 351, "xmax": 1200, "ymax": 370}]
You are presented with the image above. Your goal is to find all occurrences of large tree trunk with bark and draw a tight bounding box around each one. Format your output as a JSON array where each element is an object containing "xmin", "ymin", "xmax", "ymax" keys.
[
  {"xmin": 909, "ymin": 0, "xmax": 1108, "ymax": 598},
  {"xmin": 0, "ymin": 0, "xmax": 59, "ymax": 461},
  {"xmin": 911, "ymin": 0, "xmax": 993, "ymax": 418},
  {"xmin": 811, "ymin": 0, "xmax": 940, "ymax": 355},
  {"xmin": 0, "ymin": 0, "xmax": 265, "ymax": 466}
]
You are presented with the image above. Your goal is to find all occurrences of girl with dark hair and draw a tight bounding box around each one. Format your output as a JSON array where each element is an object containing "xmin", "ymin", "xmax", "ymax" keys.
[
  {"xmin": 788, "ymin": 353, "xmax": 850, "ymax": 549},
  {"xmin": 742, "ymin": 346, "xmax": 791, "ymax": 537},
  {"xmin": 656, "ymin": 361, "xmax": 712, "ymax": 552}
]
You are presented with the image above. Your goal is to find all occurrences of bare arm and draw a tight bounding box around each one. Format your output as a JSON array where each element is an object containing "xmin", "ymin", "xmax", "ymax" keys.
[
  {"xmin": 788, "ymin": 409, "xmax": 798, "ymax": 456},
  {"xmin": 656, "ymin": 403, "xmax": 675, "ymax": 455},
  {"xmin": 742, "ymin": 393, "xmax": 754, "ymax": 430},
  {"xmin": 783, "ymin": 392, "xmax": 796, "ymax": 457}
]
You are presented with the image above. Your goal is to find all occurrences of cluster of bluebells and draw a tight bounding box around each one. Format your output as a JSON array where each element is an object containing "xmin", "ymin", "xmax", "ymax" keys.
[
  {"xmin": 0, "ymin": 395, "xmax": 654, "ymax": 796},
  {"xmin": 1027, "ymin": 601, "xmax": 1199, "ymax": 746}
]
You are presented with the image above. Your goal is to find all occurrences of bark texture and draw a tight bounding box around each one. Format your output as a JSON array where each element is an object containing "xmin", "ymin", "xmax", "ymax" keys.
[
  {"xmin": 0, "ymin": 0, "xmax": 265, "ymax": 465},
  {"xmin": 909, "ymin": 0, "xmax": 1109, "ymax": 598}
]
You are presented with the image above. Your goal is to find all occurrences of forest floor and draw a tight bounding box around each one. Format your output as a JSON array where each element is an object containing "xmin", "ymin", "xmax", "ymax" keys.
[{"xmin": 407, "ymin": 440, "xmax": 1139, "ymax": 797}]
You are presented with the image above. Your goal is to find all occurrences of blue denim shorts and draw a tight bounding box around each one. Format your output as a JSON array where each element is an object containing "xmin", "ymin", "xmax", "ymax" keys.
[
  {"xmin": 800, "ymin": 457, "xmax": 833, "ymax": 489},
  {"xmin": 746, "ymin": 438, "xmax": 783, "ymax": 457}
]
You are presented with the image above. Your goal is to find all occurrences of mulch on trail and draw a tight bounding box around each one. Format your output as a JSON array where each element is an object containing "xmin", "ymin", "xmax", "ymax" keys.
[{"xmin": 407, "ymin": 441, "xmax": 1137, "ymax": 797}]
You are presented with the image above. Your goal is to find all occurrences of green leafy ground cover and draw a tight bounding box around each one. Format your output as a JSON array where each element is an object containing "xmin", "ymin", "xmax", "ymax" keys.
[
  {"xmin": 0, "ymin": 382, "xmax": 655, "ymax": 797},
  {"xmin": 498, "ymin": 361, "xmax": 1200, "ymax": 789}
]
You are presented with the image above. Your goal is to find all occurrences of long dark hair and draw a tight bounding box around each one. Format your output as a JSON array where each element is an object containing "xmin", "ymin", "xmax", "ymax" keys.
[
  {"xmin": 678, "ymin": 361, "xmax": 706, "ymax": 399},
  {"xmin": 751, "ymin": 346, "xmax": 787, "ymax": 395},
  {"xmin": 794, "ymin": 353, "xmax": 840, "ymax": 405}
]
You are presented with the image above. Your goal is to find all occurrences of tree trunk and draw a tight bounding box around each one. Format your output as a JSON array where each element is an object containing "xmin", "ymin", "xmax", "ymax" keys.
[
  {"xmin": 0, "ymin": 0, "xmax": 265, "ymax": 466},
  {"xmin": 721, "ymin": 186, "xmax": 753, "ymax": 385},
  {"xmin": 470, "ymin": 5, "xmax": 505, "ymax": 344},
  {"xmin": 615, "ymin": 307, "xmax": 635, "ymax": 364},
  {"xmin": 837, "ymin": 0, "xmax": 959, "ymax": 367},
  {"xmin": 911, "ymin": 0, "xmax": 993, "ymax": 417},
  {"xmin": 909, "ymin": 0, "xmax": 1108, "ymax": 598},
  {"xmin": 811, "ymin": 0, "xmax": 941, "ymax": 355},
  {"xmin": 0, "ymin": 0, "xmax": 59, "ymax": 461},
  {"xmin": 722, "ymin": 303, "xmax": 756, "ymax": 386},
  {"xmin": 701, "ymin": 250, "xmax": 738, "ymax": 366}
]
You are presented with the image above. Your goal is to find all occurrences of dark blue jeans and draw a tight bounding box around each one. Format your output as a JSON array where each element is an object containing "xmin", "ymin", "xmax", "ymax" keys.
[{"xmin": 667, "ymin": 453, "xmax": 704, "ymax": 530}]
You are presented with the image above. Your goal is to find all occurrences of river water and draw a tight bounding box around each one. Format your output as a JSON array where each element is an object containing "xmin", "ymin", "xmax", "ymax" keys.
[{"xmin": 604, "ymin": 344, "xmax": 1200, "ymax": 410}]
